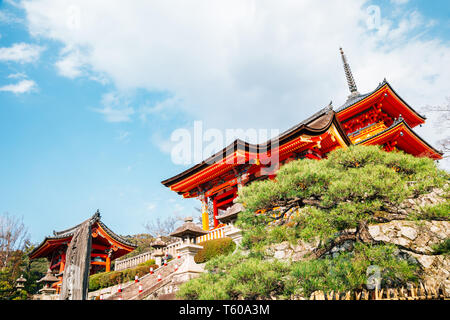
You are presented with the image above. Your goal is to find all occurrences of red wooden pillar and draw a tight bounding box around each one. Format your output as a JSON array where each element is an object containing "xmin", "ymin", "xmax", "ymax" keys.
[
  {"xmin": 105, "ymin": 256, "xmax": 111, "ymax": 273},
  {"xmin": 59, "ymin": 253, "xmax": 66, "ymax": 274}
]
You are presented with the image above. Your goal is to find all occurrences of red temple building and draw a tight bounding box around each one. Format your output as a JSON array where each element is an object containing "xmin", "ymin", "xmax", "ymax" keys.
[
  {"xmin": 29, "ymin": 211, "xmax": 136, "ymax": 293},
  {"xmin": 162, "ymin": 48, "xmax": 443, "ymax": 231}
]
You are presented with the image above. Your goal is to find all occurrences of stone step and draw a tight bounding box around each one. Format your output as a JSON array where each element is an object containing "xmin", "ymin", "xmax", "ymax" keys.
[{"xmin": 105, "ymin": 257, "xmax": 185, "ymax": 300}]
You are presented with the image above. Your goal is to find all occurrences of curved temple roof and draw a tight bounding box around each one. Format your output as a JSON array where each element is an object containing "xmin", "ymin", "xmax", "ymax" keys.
[
  {"xmin": 29, "ymin": 210, "xmax": 136, "ymax": 260},
  {"xmin": 161, "ymin": 106, "xmax": 351, "ymax": 190},
  {"xmin": 336, "ymin": 79, "xmax": 426, "ymax": 127},
  {"xmin": 162, "ymin": 77, "xmax": 442, "ymax": 198},
  {"xmin": 356, "ymin": 116, "xmax": 443, "ymax": 160}
]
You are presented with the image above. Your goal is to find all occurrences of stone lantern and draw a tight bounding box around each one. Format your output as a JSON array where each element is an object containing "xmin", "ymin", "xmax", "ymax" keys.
[
  {"xmin": 216, "ymin": 203, "xmax": 244, "ymax": 246},
  {"xmin": 169, "ymin": 217, "xmax": 207, "ymax": 282},
  {"xmin": 37, "ymin": 269, "xmax": 59, "ymax": 296},
  {"xmin": 15, "ymin": 274, "xmax": 26, "ymax": 291},
  {"xmin": 151, "ymin": 236, "xmax": 167, "ymax": 267}
]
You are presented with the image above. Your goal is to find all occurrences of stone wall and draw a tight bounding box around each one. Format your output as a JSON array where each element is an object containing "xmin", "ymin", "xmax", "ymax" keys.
[{"xmin": 264, "ymin": 220, "xmax": 449, "ymax": 293}]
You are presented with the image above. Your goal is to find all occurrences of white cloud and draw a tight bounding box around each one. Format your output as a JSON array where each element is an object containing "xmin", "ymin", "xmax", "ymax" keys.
[
  {"xmin": 151, "ymin": 131, "xmax": 177, "ymax": 155},
  {"xmin": 7, "ymin": 72, "xmax": 27, "ymax": 79},
  {"xmin": 0, "ymin": 79, "xmax": 36, "ymax": 93},
  {"xmin": 117, "ymin": 130, "xmax": 131, "ymax": 142},
  {"xmin": 55, "ymin": 51, "xmax": 84, "ymax": 78},
  {"xmin": 390, "ymin": 0, "xmax": 409, "ymax": 4},
  {"xmin": 0, "ymin": 42, "xmax": 44, "ymax": 63},
  {"xmin": 0, "ymin": 10, "xmax": 23, "ymax": 24},
  {"xmin": 92, "ymin": 91, "xmax": 135, "ymax": 122},
  {"xmin": 93, "ymin": 106, "xmax": 134, "ymax": 123},
  {"xmin": 21, "ymin": 1, "xmax": 450, "ymax": 165},
  {"xmin": 146, "ymin": 203, "xmax": 156, "ymax": 212},
  {"xmin": 139, "ymin": 97, "xmax": 179, "ymax": 122}
]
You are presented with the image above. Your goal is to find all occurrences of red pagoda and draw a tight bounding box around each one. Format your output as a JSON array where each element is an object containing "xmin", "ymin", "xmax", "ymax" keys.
[
  {"xmin": 162, "ymin": 48, "xmax": 443, "ymax": 231},
  {"xmin": 29, "ymin": 211, "xmax": 136, "ymax": 293}
]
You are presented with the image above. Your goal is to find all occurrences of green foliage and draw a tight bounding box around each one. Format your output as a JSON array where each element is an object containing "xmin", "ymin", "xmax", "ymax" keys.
[
  {"xmin": 410, "ymin": 200, "xmax": 450, "ymax": 221},
  {"xmin": 177, "ymin": 146, "xmax": 447, "ymax": 300},
  {"xmin": 432, "ymin": 238, "xmax": 450, "ymax": 255},
  {"xmin": 290, "ymin": 243, "xmax": 418, "ymax": 296},
  {"xmin": 137, "ymin": 259, "xmax": 156, "ymax": 267},
  {"xmin": 88, "ymin": 262, "xmax": 159, "ymax": 291},
  {"xmin": 236, "ymin": 145, "xmax": 449, "ymax": 248},
  {"xmin": 119, "ymin": 234, "xmax": 154, "ymax": 259},
  {"xmin": 178, "ymin": 252, "xmax": 293, "ymax": 300},
  {"xmin": 0, "ymin": 243, "xmax": 48, "ymax": 300},
  {"xmin": 194, "ymin": 238, "xmax": 236, "ymax": 263},
  {"xmin": 177, "ymin": 243, "xmax": 418, "ymax": 300}
]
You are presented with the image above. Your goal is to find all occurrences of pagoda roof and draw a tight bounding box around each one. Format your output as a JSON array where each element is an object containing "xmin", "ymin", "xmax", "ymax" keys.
[
  {"xmin": 216, "ymin": 203, "xmax": 244, "ymax": 223},
  {"xmin": 161, "ymin": 106, "xmax": 351, "ymax": 192},
  {"xmin": 169, "ymin": 217, "xmax": 208, "ymax": 238},
  {"xmin": 151, "ymin": 238, "xmax": 167, "ymax": 248},
  {"xmin": 37, "ymin": 270, "xmax": 60, "ymax": 283},
  {"xmin": 336, "ymin": 79, "xmax": 426, "ymax": 128},
  {"xmin": 356, "ymin": 117, "xmax": 443, "ymax": 159},
  {"xmin": 29, "ymin": 211, "xmax": 137, "ymax": 260}
]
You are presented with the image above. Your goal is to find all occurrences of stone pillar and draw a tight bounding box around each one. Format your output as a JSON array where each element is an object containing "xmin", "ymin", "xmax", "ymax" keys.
[
  {"xmin": 153, "ymin": 249, "xmax": 164, "ymax": 267},
  {"xmin": 173, "ymin": 242, "xmax": 204, "ymax": 283},
  {"xmin": 224, "ymin": 225, "xmax": 243, "ymax": 247}
]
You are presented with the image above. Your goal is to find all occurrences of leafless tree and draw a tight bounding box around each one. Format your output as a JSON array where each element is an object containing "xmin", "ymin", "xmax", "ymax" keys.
[
  {"xmin": 0, "ymin": 212, "xmax": 30, "ymax": 269},
  {"xmin": 143, "ymin": 215, "xmax": 184, "ymax": 237},
  {"xmin": 423, "ymin": 97, "xmax": 450, "ymax": 157}
]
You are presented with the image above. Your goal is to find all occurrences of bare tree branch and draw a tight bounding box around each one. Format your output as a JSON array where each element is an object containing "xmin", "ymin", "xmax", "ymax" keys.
[
  {"xmin": 0, "ymin": 212, "xmax": 29, "ymax": 269},
  {"xmin": 143, "ymin": 215, "xmax": 184, "ymax": 237},
  {"xmin": 422, "ymin": 97, "xmax": 450, "ymax": 157}
]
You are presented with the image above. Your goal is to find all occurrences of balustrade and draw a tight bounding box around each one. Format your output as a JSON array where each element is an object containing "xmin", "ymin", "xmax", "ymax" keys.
[{"xmin": 114, "ymin": 226, "xmax": 230, "ymax": 271}]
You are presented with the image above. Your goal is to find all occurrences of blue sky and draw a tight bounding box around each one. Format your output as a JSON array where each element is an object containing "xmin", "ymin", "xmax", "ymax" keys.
[{"xmin": 1, "ymin": 0, "xmax": 449, "ymax": 243}]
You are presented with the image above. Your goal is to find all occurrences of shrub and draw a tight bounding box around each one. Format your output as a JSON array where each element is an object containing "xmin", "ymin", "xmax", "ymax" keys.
[
  {"xmin": 410, "ymin": 200, "xmax": 450, "ymax": 221},
  {"xmin": 290, "ymin": 242, "xmax": 418, "ymax": 296},
  {"xmin": 88, "ymin": 263, "xmax": 159, "ymax": 291},
  {"xmin": 194, "ymin": 237, "xmax": 236, "ymax": 263},
  {"xmin": 179, "ymin": 252, "xmax": 294, "ymax": 300},
  {"xmin": 236, "ymin": 145, "xmax": 449, "ymax": 249},
  {"xmin": 432, "ymin": 238, "xmax": 450, "ymax": 255},
  {"xmin": 177, "ymin": 243, "xmax": 419, "ymax": 300},
  {"xmin": 138, "ymin": 259, "xmax": 156, "ymax": 267}
]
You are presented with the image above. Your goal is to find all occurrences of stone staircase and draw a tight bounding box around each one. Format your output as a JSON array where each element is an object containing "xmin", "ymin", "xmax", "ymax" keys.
[{"xmin": 104, "ymin": 257, "xmax": 185, "ymax": 300}]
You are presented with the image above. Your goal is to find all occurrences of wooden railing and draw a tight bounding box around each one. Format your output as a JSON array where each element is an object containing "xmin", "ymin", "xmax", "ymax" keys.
[{"xmin": 196, "ymin": 225, "xmax": 229, "ymax": 243}]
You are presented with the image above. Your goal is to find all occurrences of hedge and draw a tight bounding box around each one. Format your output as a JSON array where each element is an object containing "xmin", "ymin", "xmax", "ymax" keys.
[
  {"xmin": 194, "ymin": 237, "xmax": 236, "ymax": 263},
  {"xmin": 89, "ymin": 259, "xmax": 158, "ymax": 291}
]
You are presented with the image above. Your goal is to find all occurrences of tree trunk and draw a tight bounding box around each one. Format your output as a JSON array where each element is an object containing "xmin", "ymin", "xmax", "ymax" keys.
[{"xmin": 356, "ymin": 220, "xmax": 375, "ymax": 243}]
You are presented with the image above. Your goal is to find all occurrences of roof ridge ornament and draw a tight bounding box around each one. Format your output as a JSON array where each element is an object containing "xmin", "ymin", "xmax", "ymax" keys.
[
  {"xmin": 339, "ymin": 47, "xmax": 360, "ymax": 99},
  {"xmin": 90, "ymin": 209, "xmax": 101, "ymax": 224},
  {"xmin": 327, "ymin": 101, "xmax": 333, "ymax": 110}
]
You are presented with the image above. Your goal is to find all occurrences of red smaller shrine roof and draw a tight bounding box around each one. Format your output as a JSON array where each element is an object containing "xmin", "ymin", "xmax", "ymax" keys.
[
  {"xmin": 356, "ymin": 117, "xmax": 443, "ymax": 160},
  {"xmin": 337, "ymin": 79, "xmax": 426, "ymax": 128},
  {"xmin": 29, "ymin": 211, "xmax": 137, "ymax": 260}
]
